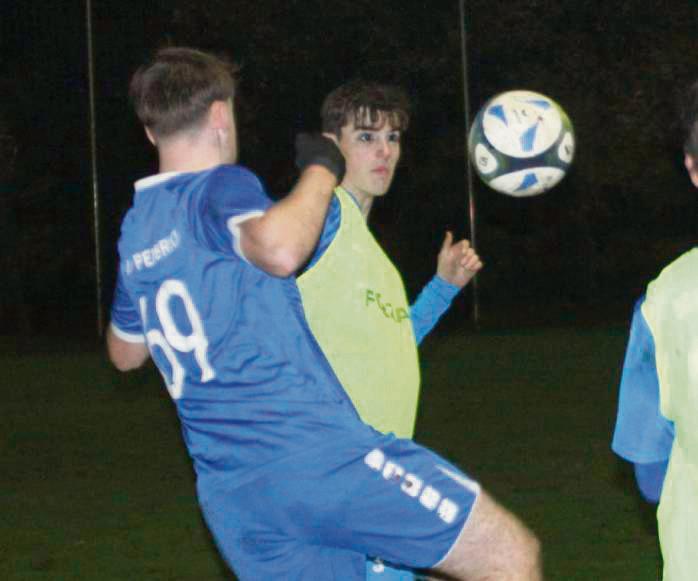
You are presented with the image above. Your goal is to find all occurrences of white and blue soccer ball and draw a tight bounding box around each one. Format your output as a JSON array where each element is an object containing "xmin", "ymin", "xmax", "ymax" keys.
[{"xmin": 468, "ymin": 90, "xmax": 575, "ymax": 197}]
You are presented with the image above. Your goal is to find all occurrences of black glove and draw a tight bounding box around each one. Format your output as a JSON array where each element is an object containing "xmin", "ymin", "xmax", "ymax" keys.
[{"xmin": 294, "ymin": 133, "xmax": 345, "ymax": 182}]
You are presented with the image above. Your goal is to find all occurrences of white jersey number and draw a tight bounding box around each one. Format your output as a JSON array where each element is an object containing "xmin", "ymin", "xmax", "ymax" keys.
[{"xmin": 139, "ymin": 279, "xmax": 215, "ymax": 399}]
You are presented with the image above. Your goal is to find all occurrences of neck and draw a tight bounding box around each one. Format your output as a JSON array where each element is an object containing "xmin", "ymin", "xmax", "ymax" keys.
[
  {"xmin": 339, "ymin": 185, "xmax": 374, "ymax": 220},
  {"xmin": 156, "ymin": 134, "xmax": 231, "ymax": 174}
]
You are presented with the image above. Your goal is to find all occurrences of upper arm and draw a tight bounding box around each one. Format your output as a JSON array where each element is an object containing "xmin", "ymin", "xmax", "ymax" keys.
[
  {"xmin": 202, "ymin": 164, "xmax": 336, "ymax": 277},
  {"xmin": 198, "ymin": 166, "xmax": 294, "ymax": 275},
  {"xmin": 612, "ymin": 297, "xmax": 675, "ymax": 463},
  {"xmin": 108, "ymin": 271, "xmax": 150, "ymax": 371},
  {"xmin": 236, "ymin": 215, "xmax": 298, "ymax": 277}
]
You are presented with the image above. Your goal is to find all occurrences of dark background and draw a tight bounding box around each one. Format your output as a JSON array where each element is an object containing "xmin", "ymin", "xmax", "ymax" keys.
[{"xmin": 2, "ymin": 0, "xmax": 697, "ymax": 341}]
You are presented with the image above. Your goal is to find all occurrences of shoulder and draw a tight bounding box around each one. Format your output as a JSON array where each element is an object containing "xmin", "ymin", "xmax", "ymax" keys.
[
  {"xmin": 643, "ymin": 248, "xmax": 698, "ymax": 325},
  {"xmin": 205, "ymin": 164, "xmax": 272, "ymax": 214},
  {"xmin": 655, "ymin": 247, "xmax": 698, "ymax": 280},
  {"xmin": 208, "ymin": 164, "xmax": 265, "ymax": 194},
  {"xmin": 647, "ymin": 248, "xmax": 698, "ymax": 296}
]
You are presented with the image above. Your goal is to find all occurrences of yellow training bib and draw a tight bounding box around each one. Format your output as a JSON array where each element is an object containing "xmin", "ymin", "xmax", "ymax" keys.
[
  {"xmin": 643, "ymin": 248, "xmax": 698, "ymax": 581},
  {"xmin": 298, "ymin": 187, "xmax": 421, "ymax": 437}
]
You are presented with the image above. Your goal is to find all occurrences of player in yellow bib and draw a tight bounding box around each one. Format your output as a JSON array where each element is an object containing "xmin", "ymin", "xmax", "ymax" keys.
[
  {"xmin": 298, "ymin": 80, "xmax": 482, "ymax": 580},
  {"xmin": 612, "ymin": 79, "xmax": 698, "ymax": 580},
  {"xmin": 299, "ymin": 81, "xmax": 481, "ymax": 438}
]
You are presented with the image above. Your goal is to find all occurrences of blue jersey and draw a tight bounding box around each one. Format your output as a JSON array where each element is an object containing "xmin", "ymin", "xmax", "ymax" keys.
[
  {"xmin": 111, "ymin": 166, "xmax": 480, "ymax": 580},
  {"xmin": 110, "ymin": 165, "xmax": 361, "ymax": 488}
]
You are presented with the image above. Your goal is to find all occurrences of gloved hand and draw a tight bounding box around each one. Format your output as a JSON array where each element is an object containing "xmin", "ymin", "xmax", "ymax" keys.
[{"xmin": 294, "ymin": 133, "xmax": 345, "ymax": 182}]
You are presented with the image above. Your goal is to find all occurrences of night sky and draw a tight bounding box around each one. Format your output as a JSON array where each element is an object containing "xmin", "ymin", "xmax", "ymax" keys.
[{"xmin": 2, "ymin": 0, "xmax": 697, "ymax": 335}]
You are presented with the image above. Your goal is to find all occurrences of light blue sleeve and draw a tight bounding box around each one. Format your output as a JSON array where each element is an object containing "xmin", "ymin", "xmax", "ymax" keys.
[
  {"xmin": 410, "ymin": 276, "xmax": 460, "ymax": 345},
  {"xmin": 611, "ymin": 296, "xmax": 675, "ymax": 464}
]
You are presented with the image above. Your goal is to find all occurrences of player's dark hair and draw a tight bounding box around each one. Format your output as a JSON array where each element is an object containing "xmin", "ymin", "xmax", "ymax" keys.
[
  {"xmin": 129, "ymin": 47, "xmax": 239, "ymax": 140},
  {"xmin": 321, "ymin": 80, "xmax": 410, "ymax": 137},
  {"xmin": 680, "ymin": 80, "xmax": 698, "ymax": 158}
]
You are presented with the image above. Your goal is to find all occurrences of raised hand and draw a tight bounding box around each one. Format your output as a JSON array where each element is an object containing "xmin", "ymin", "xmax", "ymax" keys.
[{"xmin": 436, "ymin": 231, "xmax": 483, "ymax": 288}]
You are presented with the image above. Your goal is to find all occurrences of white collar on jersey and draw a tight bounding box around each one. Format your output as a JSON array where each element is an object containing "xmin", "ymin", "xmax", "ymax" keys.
[{"xmin": 135, "ymin": 171, "xmax": 183, "ymax": 191}]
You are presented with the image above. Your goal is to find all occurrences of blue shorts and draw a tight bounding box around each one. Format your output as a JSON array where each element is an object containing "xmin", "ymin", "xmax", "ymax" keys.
[
  {"xmin": 366, "ymin": 557, "xmax": 419, "ymax": 580},
  {"xmin": 199, "ymin": 431, "xmax": 480, "ymax": 581}
]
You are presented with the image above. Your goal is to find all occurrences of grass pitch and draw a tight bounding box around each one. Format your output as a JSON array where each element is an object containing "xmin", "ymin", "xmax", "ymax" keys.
[{"xmin": 1, "ymin": 326, "xmax": 660, "ymax": 580}]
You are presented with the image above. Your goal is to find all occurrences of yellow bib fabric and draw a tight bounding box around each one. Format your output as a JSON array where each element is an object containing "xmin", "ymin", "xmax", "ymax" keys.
[
  {"xmin": 297, "ymin": 187, "xmax": 421, "ymax": 437},
  {"xmin": 642, "ymin": 248, "xmax": 698, "ymax": 581}
]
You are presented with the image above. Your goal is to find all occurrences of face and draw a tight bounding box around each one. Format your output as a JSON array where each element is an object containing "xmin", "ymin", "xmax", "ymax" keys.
[{"xmin": 335, "ymin": 111, "xmax": 402, "ymax": 206}]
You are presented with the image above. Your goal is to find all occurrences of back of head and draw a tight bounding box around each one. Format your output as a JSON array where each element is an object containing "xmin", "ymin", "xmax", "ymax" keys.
[
  {"xmin": 130, "ymin": 47, "xmax": 238, "ymax": 141},
  {"xmin": 680, "ymin": 80, "xmax": 698, "ymax": 159},
  {"xmin": 321, "ymin": 80, "xmax": 410, "ymax": 137}
]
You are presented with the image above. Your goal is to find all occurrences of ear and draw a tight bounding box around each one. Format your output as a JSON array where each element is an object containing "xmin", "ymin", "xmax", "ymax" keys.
[
  {"xmin": 209, "ymin": 100, "xmax": 232, "ymax": 131},
  {"xmin": 685, "ymin": 154, "xmax": 698, "ymax": 188},
  {"xmin": 144, "ymin": 126, "xmax": 157, "ymax": 145}
]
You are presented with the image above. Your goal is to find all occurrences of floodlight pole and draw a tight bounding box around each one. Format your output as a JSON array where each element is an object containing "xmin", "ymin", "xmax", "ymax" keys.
[
  {"xmin": 458, "ymin": 0, "xmax": 479, "ymax": 325},
  {"xmin": 86, "ymin": 0, "xmax": 104, "ymax": 335}
]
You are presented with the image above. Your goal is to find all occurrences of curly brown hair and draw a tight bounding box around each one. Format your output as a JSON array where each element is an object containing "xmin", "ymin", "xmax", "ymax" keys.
[{"xmin": 321, "ymin": 80, "xmax": 410, "ymax": 137}]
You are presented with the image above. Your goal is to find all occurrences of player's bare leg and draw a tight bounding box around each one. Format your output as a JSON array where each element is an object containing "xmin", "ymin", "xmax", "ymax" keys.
[{"xmin": 427, "ymin": 490, "xmax": 542, "ymax": 581}]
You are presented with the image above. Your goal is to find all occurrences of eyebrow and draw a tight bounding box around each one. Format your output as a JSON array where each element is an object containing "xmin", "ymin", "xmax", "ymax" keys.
[{"xmin": 353, "ymin": 125, "xmax": 400, "ymax": 132}]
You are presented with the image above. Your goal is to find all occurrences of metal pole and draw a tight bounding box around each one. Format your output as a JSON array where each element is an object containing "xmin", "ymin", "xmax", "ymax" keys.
[
  {"xmin": 458, "ymin": 0, "xmax": 479, "ymax": 324},
  {"xmin": 86, "ymin": 0, "xmax": 104, "ymax": 335}
]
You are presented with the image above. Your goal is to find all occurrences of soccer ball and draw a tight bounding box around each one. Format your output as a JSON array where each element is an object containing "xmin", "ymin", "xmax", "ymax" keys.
[{"xmin": 467, "ymin": 90, "xmax": 575, "ymax": 197}]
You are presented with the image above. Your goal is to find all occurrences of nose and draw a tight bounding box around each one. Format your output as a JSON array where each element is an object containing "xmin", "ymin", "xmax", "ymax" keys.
[{"xmin": 376, "ymin": 138, "xmax": 391, "ymax": 159}]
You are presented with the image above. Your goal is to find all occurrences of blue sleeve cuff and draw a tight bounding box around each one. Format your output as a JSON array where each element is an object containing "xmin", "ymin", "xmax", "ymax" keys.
[
  {"xmin": 430, "ymin": 275, "xmax": 461, "ymax": 301},
  {"xmin": 410, "ymin": 276, "xmax": 461, "ymax": 345},
  {"xmin": 634, "ymin": 460, "xmax": 668, "ymax": 503}
]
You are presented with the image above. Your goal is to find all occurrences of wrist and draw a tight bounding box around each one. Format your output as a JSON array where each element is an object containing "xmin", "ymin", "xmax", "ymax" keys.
[
  {"xmin": 297, "ymin": 164, "xmax": 338, "ymax": 193},
  {"xmin": 432, "ymin": 275, "xmax": 461, "ymax": 298}
]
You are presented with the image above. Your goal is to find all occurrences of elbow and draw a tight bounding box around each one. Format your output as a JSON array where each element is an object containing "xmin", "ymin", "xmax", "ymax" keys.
[
  {"xmin": 258, "ymin": 245, "xmax": 307, "ymax": 278},
  {"xmin": 110, "ymin": 355, "xmax": 143, "ymax": 373},
  {"xmin": 107, "ymin": 347, "xmax": 146, "ymax": 372},
  {"xmin": 106, "ymin": 329, "xmax": 149, "ymax": 371}
]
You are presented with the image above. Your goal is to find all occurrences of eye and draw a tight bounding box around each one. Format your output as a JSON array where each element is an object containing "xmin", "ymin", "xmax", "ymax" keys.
[
  {"xmin": 358, "ymin": 132, "xmax": 374, "ymax": 143},
  {"xmin": 388, "ymin": 132, "xmax": 401, "ymax": 143}
]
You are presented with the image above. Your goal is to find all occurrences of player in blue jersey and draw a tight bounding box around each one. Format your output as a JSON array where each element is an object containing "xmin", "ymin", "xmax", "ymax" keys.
[
  {"xmin": 107, "ymin": 47, "xmax": 541, "ymax": 581},
  {"xmin": 612, "ymin": 79, "xmax": 698, "ymax": 580}
]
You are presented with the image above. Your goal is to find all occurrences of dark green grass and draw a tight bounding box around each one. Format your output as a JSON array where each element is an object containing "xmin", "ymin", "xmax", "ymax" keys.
[
  {"xmin": 1, "ymin": 327, "xmax": 660, "ymax": 580},
  {"xmin": 416, "ymin": 327, "xmax": 661, "ymax": 580}
]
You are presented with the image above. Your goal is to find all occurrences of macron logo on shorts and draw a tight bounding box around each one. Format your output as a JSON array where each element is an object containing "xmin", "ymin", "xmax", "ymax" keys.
[{"xmin": 364, "ymin": 449, "xmax": 466, "ymax": 525}]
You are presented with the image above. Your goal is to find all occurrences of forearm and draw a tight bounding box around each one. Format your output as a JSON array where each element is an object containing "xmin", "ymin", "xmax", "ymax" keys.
[
  {"xmin": 241, "ymin": 165, "xmax": 337, "ymax": 276},
  {"xmin": 411, "ymin": 275, "xmax": 460, "ymax": 344}
]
